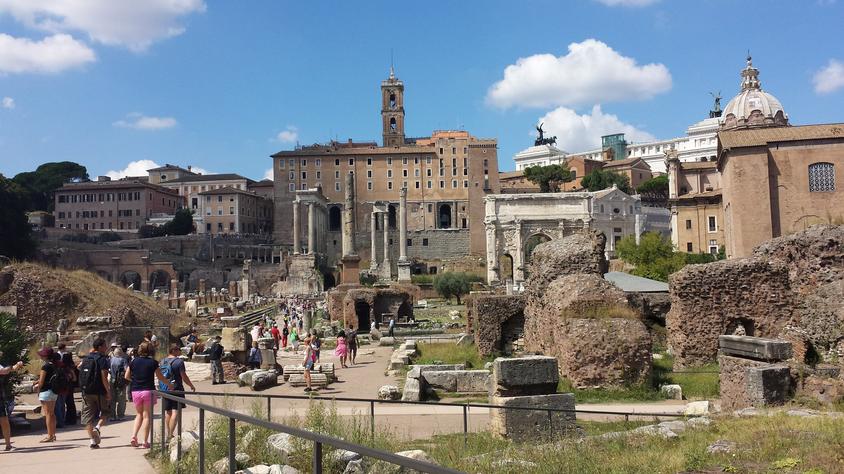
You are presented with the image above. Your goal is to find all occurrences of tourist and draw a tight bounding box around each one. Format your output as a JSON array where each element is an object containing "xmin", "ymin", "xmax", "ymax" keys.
[
  {"xmin": 34, "ymin": 347, "xmax": 62, "ymax": 443},
  {"xmin": 298, "ymin": 316, "xmax": 304, "ymax": 333},
  {"xmin": 0, "ymin": 354, "xmax": 24, "ymax": 451},
  {"xmin": 335, "ymin": 330, "xmax": 348, "ymax": 368},
  {"xmin": 78, "ymin": 338, "xmax": 111, "ymax": 449},
  {"xmin": 53, "ymin": 352, "xmax": 69, "ymax": 429},
  {"xmin": 302, "ymin": 333, "xmax": 316, "ymax": 392},
  {"xmin": 61, "ymin": 351, "xmax": 79, "ymax": 425},
  {"xmin": 109, "ymin": 346, "xmax": 129, "ymax": 421},
  {"xmin": 310, "ymin": 329, "xmax": 322, "ymax": 363},
  {"xmin": 388, "ymin": 317, "xmax": 395, "ymax": 337},
  {"xmin": 161, "ymin": 344, "xmax": 195, "ymax": 439},
  {"xmin": 347, "ymin": 324, "xmax": 358, "ymax": 365},
  {"xmin": 208, "ymin": 336, "xmax": 225, "ymax": 385},
  {"xmin": 248, "ymin": 341, "xmax": 262, "ymax": 370},
  {"xmin": 250, "ymin": 323, "xmax": 261, "ymax": 345},
  {"xmin": 290, "ymin": 327, "xmax": 299, "ymax": 353},
  {"xmin": 281, "ymin": 323, "xmax": 289, "ymax": 349},
  {"xmin": 270, "ymin": 323, "xmax": 281, "ymax": 350},
  {"xmin": 143, "ymin": 330, "xmax": 159, "ymax": 353},
  {"xmin": 126, "ymin": 342, "xmax": 173, "ymax": 448}
]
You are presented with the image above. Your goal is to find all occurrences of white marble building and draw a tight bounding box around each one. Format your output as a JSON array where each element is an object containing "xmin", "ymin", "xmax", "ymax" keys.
[
  {"xmin": 484, "ymin": 186, "xmax": 655, "ymax": 287},
  {"xmin": 513, "ymin": 116, "xmax": 721, "ymax": 175}
]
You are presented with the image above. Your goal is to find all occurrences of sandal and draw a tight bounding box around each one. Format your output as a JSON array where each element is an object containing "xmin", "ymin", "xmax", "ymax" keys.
[
  {"xmin": 142, "ymin": 442, "xmax": 151, "ymax": 449},
  {"xmin": 130, "ymin": 437, "xmax": 138, "ymax": 447},
  {"xmin": 39, "ymin": 436, "xmax": 55, "ymax": 443}
]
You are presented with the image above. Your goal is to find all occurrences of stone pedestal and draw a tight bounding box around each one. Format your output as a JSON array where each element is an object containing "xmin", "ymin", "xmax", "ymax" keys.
[
  {"xmin": 339, "ymin": 255, "xmax": 361, "ymax": 285},
  {"xmin": 397, "ymin": 260, "xmax": 411, "ymax": 283},
  {"xmin": 490, "ymin": 393, "xmax": 575, "ymax": 441}
]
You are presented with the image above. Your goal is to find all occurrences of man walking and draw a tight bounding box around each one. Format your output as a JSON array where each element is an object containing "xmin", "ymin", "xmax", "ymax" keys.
[
  {"xmin": 208, "ymin": 336, "xmax": 225, "ymax": 385},
  {"xmin": 108, "ymin": 345, "xmax": 128, "ymax": 421},
  {"xmin": 161, "ymin": 344, "xmax": 195, "ymax": 438},
  {"xmin": 347, "ymin": 324, "xmax": 358, "ymax": 365},
  {"xmin": 78, "ymin": 338, "xmax": 111, "ymax": 449}
]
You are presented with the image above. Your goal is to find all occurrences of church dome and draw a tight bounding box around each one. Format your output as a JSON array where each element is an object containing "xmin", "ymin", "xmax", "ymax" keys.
[{"xmin": 721, "ymin": 56, "xmax": 788, "ymax": 130}]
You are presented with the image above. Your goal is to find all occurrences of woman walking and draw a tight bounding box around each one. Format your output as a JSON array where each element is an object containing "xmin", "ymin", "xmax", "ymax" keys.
[
  {"xmin": 0, "ymin": 354, "xmax": 24, "ymax": 451},
  {"xmin": 34, "ymin": 347, "xmax": 61, "ymax": 442},
  {"xmin": 125, "ymin": 342, "xmax": 172, "ymax": 448},
  {"xmin": 335, "ymin": 330, "xmax": 348, "ymax": 368}
]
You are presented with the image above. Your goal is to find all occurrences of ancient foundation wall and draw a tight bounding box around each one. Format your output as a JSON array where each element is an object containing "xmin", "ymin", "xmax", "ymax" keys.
[{"xmin": 469, "ymin": 294, "xmax": 526, "ymax": 357}]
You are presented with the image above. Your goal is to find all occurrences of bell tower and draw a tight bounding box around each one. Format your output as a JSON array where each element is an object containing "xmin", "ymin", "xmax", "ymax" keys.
[{"xmin": 381, "ymin": 66, "xmax": 405, "ymax": 147}]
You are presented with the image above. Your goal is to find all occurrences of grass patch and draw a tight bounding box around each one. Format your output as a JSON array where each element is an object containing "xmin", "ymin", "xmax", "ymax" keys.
[
  {"xmin": 558, "ymin": 378, "xmax": 664, "ymax": 403},
  {"xmin": 577, "ymin": 420, "xmax": 653, "ymax": 436},
  {"xmin": 414, "ymin": 341, "xmax": 492, "ymax": 369},
  {"xmin": 653, "ymin": 354, "xmax": 720, "ymax": 399}
]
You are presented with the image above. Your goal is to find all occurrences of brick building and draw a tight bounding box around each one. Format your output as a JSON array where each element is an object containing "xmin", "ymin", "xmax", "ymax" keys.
[
  {"xmin": 271, "ymin": 69, "xmax": 500, "ymax": 272},
  {"xmin": 198, "ymin": 186, "xmax": 273, "ymax": 235},
  {"xmin": 54, "ymin": 177, "xmax": 180, "ymax": 231}
]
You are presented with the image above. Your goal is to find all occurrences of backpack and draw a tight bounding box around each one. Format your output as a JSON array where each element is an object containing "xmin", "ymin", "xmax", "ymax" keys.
[
  {"xmin": 49, "ymin": 367, "xmax": 70, "ymax": 393},
  {"xmin": 159, "ymin": 358, "xmax": 174, "ymax": 392},
  {"xmin": 78, "ymin": 354, "xmax": 102, "ymax": 394}
]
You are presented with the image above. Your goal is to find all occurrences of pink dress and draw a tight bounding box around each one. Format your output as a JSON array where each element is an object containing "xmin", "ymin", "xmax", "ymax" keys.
[{"xmin": 334, "ymin": 336, "xmax": 347, "ymax": 357}]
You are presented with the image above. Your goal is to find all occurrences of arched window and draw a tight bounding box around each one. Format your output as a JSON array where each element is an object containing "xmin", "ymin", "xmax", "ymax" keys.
[
  {"xmin": 808, "ymin": 162, "xmax": 835, "ymax": 192},
  {"xmin": 438, "ymin": 204, "xmax": 452, "ymax": 229},
  {"xmin": 390, "ymin": 117, "xmax": 397, "ymax": 131},
  {"xmin": 389, "ymin": 93, "xmax": 396, "ymax": 108}
]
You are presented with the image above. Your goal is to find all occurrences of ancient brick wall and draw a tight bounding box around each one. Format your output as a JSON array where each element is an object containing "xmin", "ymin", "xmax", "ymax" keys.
[
  {"xmin": 523, "ymin": 230, "xmax": 608, "ymax": 304},
  {"xmin": 469, "ymin": 294, "xmax": 525, "ymax": 357}
]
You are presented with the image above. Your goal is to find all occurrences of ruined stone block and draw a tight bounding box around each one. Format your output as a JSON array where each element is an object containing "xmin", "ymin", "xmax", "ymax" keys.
[
  {"xmin": 492, "ymin": 356, "xmax": 558, "ymax": 397},
  {"xmin": 719, "ymin": 335, "xmax": 793, "ymax": 362},
  {"xmin": 719, "ymin": 354, "xmax": 795, "ymax": 412},
  {"xmin": 490, "ymin": 393, "xmax": 576, "ymax": 441},
  {"xmin": 454, "ymin": 370, "xmax": 491, "ymax": 393},
  {"xmin": 422, "ymin": 371, "xmax": 457, "ymax": 392}
]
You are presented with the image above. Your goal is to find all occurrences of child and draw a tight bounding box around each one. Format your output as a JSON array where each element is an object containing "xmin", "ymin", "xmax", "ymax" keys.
[
  {"xmin": 247, "ymin": 341, "xmax": 262, "ymax": 370},
  {"xmin": 335, "ymin": 330, "xmax": 348, "ymax": 368},
  {"xmin": 290, "ymin": 327, "xmax": 299, "ymax": 353}
]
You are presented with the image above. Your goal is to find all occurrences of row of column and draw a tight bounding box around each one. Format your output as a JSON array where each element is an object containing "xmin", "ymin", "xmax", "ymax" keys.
[
  {"xmin": 292, "ymin": 200, "xmax": 327, "ymax": 255},
  {"xmin": 370, "ymin": 187, "xmax": 409, "ymax": 280}
]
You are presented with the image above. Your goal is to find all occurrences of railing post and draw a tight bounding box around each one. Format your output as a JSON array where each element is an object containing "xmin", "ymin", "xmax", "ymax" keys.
[
  {"xmin": 198, "ymin": 408, "xmax": 205, "ymax": 474},
  {"xmin": 228, "ymin": 418, "xmax": 236, "ymax": 474},
  {"xmin": 160, "ymin": 395, "xmax": 166, "ymax": 454},
  {"xmin": 548, "ymin": 409, "xmax": 553, "ymax": 439},
  {"xmin": 177, "ymin": 401, "xmax": 183, "ymax": 462},
  {"xmin": 625, "ymin": 413, "xmax": 630, "ymax": 423},
  {"xmin": 462, "ymin": 404, "xmax": 468, "ymax": 447},
  {"xmin": 313, "ymin": 440, "xmax": 323, "ymax": 474},
  {"xmin": 370, "ymin": 400, "xmax": 375, "ymax": 441},
  {"xmin": 267, "ymin": 396, "xmax": 272, "ymax": 421}
]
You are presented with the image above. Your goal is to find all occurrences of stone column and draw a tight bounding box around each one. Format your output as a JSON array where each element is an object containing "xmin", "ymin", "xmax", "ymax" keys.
[
  {"xmin": 307, "ymin": 201, "xmax": 315, "ymax": 255},
  {"xmin": 370, "ymin": 211, "xmax": 378, "ymax": 271},
  {"xmin": 292, "ymin": 200, "xmax": 301, "ymax": 255},
  {"xmin": 342, "ymin": 173, "xmax": 355, "ymax": 257},
  {"xmin": 397, "ymin": 188, "xmax": 411, "ymax": 282},
  {"xmin": 381, "ymin": 212, "xmax": 391, "ymax": 280}
]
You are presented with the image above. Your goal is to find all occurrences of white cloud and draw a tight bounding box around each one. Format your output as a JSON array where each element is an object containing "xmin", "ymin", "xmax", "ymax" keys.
[
  {"xmin": 486, "ymin": 39, "xmax": 672, "ymax": 109},
  {"xmin": 113, "ymin": 113, "xmax": 178, "ymax": 130},
  {"xmin": 813, "ymin": 59, "xmax": 844, "ymax": 94},
  {"xmin": 0, "ymin": 0, "xmax": 206, "ymax": 52},
  {"xmin": 0, "ymin": 33, "xmax": 95, "ymax": 74},
  {"xmin": 189, "ymin": 166, "xmax": 210, "ymax": 175},
  {"xmin": 537, "ymin": 105, "xmax": 655, "ymax": 153},
  {"xmin": 275, "ymin": 126, "xmax": 299, "ymax": 143},
  {"xmin": 263, "ymin": 168, "xmax": 274, "ymax": 180},
  {"xmin": 105, "ymin": 159, "xmax": 160, "ymax": 179},
  {"xmin": 594, "ymin": 0, "xmax": 659, "ymax": 6},
  {"xmin": 1, "ymin": 97, "xmax": 14, "ymax": 109}
]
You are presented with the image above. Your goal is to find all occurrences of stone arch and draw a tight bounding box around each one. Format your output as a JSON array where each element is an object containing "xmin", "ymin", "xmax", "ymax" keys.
[
  {"xmin": 438, "ymin": 203, "xmax": 452, "ymax": 229},
  {"xmin": 119, "ymin": 271, "xmax": 141, "ymax": 290},
  {"xmin": 390, "ymin": 117, "xmax": 397, "ymax": 131},
  {"xmin": 397, "ymin": 301, "xmax": 412, "ymax": 320},
  {"xmin": 499, "ymin": 253, "xmax": 514, "ymax": 283},
  {"xmin": 323, "ymin": 271, "xmax": 336, "ymax": 291},
  {"xmin": 524, "ymin": 233, "xmax": 551, "ymax": 263},
  {"xmin": 328, "ymin": 206, "xmax": 342, "ymax": 232},
  {"xmin": 725, "ymin": 317, "xmax": 755, "ymax": 337},
  {"xmin": 355, "ymin": 301, "xmax": 371, "ymax": 330},
  {"xmin": 148, "ymin": 269, "xmax": 171, "ymax": 291}
]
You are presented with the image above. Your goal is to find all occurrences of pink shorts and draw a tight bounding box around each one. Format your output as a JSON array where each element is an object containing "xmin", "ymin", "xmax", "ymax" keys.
[{"xmin": 132, "ymin": 390, "xmax": 157, "ymax": 410}]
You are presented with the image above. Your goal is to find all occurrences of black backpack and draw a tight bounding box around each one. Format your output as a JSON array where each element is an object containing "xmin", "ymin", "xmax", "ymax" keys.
[
  {"xmin": 48, "ymin": 363, "xmax": 70, "ymax": 393},
  {"xmin": 78, "ymin": 353, "xmax": 103, "ymax": 394}
]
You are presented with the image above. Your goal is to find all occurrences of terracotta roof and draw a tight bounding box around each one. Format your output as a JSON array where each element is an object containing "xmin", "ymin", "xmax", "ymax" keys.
[
  {"xmin": 675, "ymin": 189, "xmax": 722, "ymax": 200},
  {"xmin": 58, "ymin": 179, "xmax": 179, "ymax": 194},
  {"xmin": 498, "ymin": 171, "xmax": 524, "ymax": 180},
  {"xmin": 163, "ymin": 173, "xmax": 254, "ymax": 184},
  {"xmin": 602, "ymin": 157, "xmax": 647, "ymax": 168},
  {"xmin": 198, "ymin": 186, "xmax": 269, "ymax": 198},
  {"xmin": 719, "ymin": 123, "xmax": 844, "ymax": 149}
]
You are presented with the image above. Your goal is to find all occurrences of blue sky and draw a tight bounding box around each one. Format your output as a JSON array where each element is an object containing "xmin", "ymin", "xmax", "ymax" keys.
[{"xmin": 0, "ymin": 0, "xmax": 842, "ymax": 180}]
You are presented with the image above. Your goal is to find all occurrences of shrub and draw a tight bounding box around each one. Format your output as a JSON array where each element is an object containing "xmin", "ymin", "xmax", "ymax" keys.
[
  {"xmin": 524, "ymin": 164, "xmax": 574, "ymax": 192},
  {"xmin": 0, "ymin": 312, "xmax": 30, "ymax": 397},
  {"xmin": 433, "ymin": 272, "xmax": 473, "ymax": 304}
]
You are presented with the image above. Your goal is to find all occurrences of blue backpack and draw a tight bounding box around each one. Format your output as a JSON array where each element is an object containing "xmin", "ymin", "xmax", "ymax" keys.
[{"xmin": 158, "ymin": 358, "xmax": 174, "ymax": 391}]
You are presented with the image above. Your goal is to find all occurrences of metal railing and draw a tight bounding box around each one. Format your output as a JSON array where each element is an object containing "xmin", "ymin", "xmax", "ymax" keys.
[
  {"xmin": 157, "ymin": 391, "xmax": 462, "ymax": 474},
  {"xmin": 163, "ymin": 390, "xmax": 696, "ymax": 461}
]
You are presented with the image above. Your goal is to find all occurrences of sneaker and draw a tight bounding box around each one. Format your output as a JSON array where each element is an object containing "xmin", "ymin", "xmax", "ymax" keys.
[{"xmin": 92, "ymin": 426, "xmax": 101, "ymax": 446}]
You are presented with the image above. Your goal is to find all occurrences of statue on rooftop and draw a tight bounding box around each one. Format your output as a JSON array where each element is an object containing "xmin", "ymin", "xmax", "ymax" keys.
[{"xmin": 534, "ymin": 122, "xmax": 557, "ymax": 146}]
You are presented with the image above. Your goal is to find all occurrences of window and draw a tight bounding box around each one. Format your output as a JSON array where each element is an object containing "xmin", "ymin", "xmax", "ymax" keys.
[
  {"xmin": 230, "ymin": 207, "xmax": 234, "ymax": 215},
  {"xmin": 708, "ymin": 216, "xmax": 717, "ymax": 233},
  {"xmin": 218, "ymin": 209, "xmax": 223, "ymax": 216},
  {"xmin": 289, "ymin": 183, "xmax": 295, "ymax": 192},
  {"xmin": 403, "ymin": 157, "xmax": 407, "ymax": 165},
  {"xmin": 415, "ymin": 181, "xmax": 420, "ymax": 189},
  {"xmin": 218, "ymin": 195, "xmax": 223, "ymax": 202},
  {"xmin": 388, "ymin": 182, "xmax": 393, "ymax": 190},
  {"xmin": 387, "ymin": 170, "xmax": 393, "ymax": 178},
  {"xmin": 349, "ymin": 159, "xmax": 354, "ymax": 166},
  {"xmin": 452, "ymin": 147, "xmax": 456, "ymax": 154},
  {"xmin": 414, "ymin": 169, "xmax": 420, "ymax": 177},
  {"xmin": 426, "ymin": 157, "xmax": 431, "ymax": 164},
  {"xmin": 335, "ymin": 159, "xmax": 340, "ymax": 166},
  {"xmin": 414, "ymin": 157, "xmax": 419, "ymax": 165},
  {"xmin": 367, "ymin": 182, "xmax": 372, "ymax": 190},
  {"xmin": 463, "ymin": 180, "xmax": 468, "ymax": 188},
  {"xmin": 402, "ymin": 169, "xmax": 408, "ymax": 178},
  {"xmin": 407, "ymin": 239, "xmax": 412, "ymax": 247},
  {"xmin": 279, "ymin": 160, "xmax": 285, "ymax": 169},
  {"xmin": 301, "ymin": 183, "xmax": 307, "ymax": 190},
  {"xmin": 452, "ymin": 180, "xmax": 458, "ymax": 188},
  {"xmin": 439, "ymin": 148, "xmax": 443, "ymax": 155},
  {"xmin": 427, "ymin": 180, "xmax": 432, "ymax": 189},
  {"xmin": 422, "ymin": 238, "xmax": 429, "ymax": 246},
  {"xmin": 367, "ymin": 170, "xmax": 372, "ymax": 178},
  {"xmin": 427, "ymin": 204, "xmax": 433, "ymax": 213},
  {"xmin": 709, "ymin": 240, "xmax": 719, "ymax": 255},
  {"xmin": 427, "ymin": 169, "xmax": 432, "ymax": 177},
  {"xmin": 335, "ymin": 182, "xmax": 340, "ymax": 192},
  {"xmin": 289, "ymin": 171, "xmax": 295, "ymax": 180},
  {"xmin": 439, "ymin": 180, "xmax": 445, "ymax": 188},
  {"xmin": 218, "ymin": 223, "xmax": 223, "ymax": 232},
  {"xmin": 206, "ymin": 223, "xmax": 211, "ymax": 232},
  {"xmin": 463, "ymin": 147, "xmax": 467, "ymax": 154},
  {"xmin": 808, "ymin": 162, "xmax": 835, "ymax": 192},
  {"xmin": 316, "ymin": 171, "xmax": 321, "ymax": 179},
  {"xmin": 301, "ymin": 159, "xmax": 307, "ymax": 167},
  {"xmin": 302, "ymin": 171, "xmax": 307, "ymax": 180},
  {"xmin": 367, "ymin": 158, "xmax": 372, "ymax": 166},
  {"xmin": 289, "ymin": 159, "xmax": 295, "ymax": 168},
  {"xmin": 387, "ymin": 157, "xmax": 392, "ymax": 165},
  {"xmin": 685, "ymin": 219, "xmax": 692, "ymax": 230},
  {"xmin": 687, "ymin": 242, "xmax": 693, "ymax": 252},
  {"xmin": 600, "ymin": 205, "xmax": 605, "ymax": 213}
]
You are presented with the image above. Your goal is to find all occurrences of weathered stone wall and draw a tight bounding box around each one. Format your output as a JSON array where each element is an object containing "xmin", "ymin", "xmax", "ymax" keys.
[
  {"xmin": 523, "ymin": 230, "xmax": 608, "ymax": 303},
  {"xmin": 667, "ymin": 225, "xmax": 844, "ymax": 368},
  {"xmin": 325, "ymin": 285, "xmax": 413, "ymax": 329},
  {"xmin": 469, "ymin": 295, "xmax": 525, "ymax": 357}
]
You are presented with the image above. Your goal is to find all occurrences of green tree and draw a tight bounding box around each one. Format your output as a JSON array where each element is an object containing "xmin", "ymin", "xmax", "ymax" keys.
[
  {"xmin": 636, "ymin": 175, "xmax": 669, "ymax": 201},
  {"xmin": 433, "ymin": 272, "xmax": 473, "ymax": 304},
  {"xmin": 580, "ymin": 168, "xmax": 632, "ymax": 194},
  {"xmin": 12, "ymin": 161, "xmax": 89, "ymax": 211},
  {"xmin": 0, "ymin": 174, "xmax": 36, "ymax": 260},
  {"xmin": 616, "ymin": 232, "xmax": 722, "ymax": 282},
  {"xmin": 163, "ymin": 208, "xmax": 195, "ymax": 235},
  {"xmin": 523, "ymin": 164, "xmax": 574, "ymax": 192},
  {"xmin": 0, "ymin": 312, "xmax": 30, "ymax": 397}
]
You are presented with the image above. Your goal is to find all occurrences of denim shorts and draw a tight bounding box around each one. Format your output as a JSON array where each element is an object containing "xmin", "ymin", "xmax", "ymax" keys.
[{"xmin": 39, "ymin": 390, "xmax": 58, "ymax": 402}]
